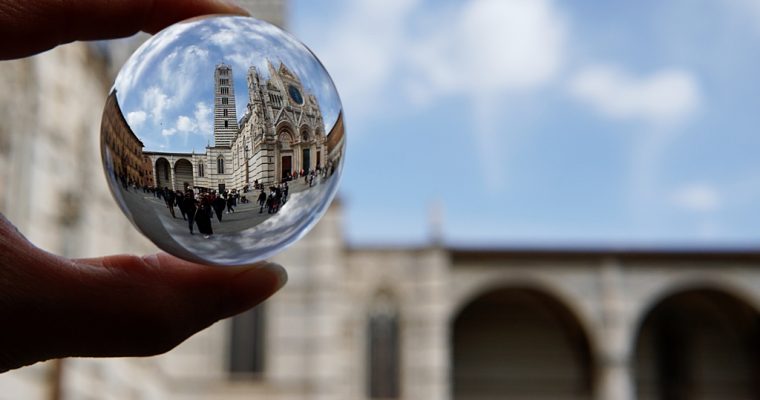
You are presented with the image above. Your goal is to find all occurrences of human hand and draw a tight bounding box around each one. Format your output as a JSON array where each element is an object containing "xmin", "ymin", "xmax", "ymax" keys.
[
  {"xmin": 0, "ymin": 0, "xmax": 250, "ymax": 60},
  {"xmin": 0, "ymin": 213, "xmax": 286, "ymax": 373},
  {"xmin": 0, "ymin": 0, "xmax": 288, "ymax": 373}
]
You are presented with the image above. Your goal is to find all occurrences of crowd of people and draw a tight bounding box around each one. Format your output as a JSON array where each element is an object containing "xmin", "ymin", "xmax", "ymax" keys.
[
  {"xmin": 112, "ymin": 160, "xmax": 342, "ymax": 239},
  {"xmin": 257, "ymin": 182, "xmax": 289, "ymax": 214},
  {"xmin": 153, "ymin": 187, "xmax": 243, "ymax": 239},
  {"xmin": 148, "ymin": 182, "xmax": 297, "ymax": 238}
]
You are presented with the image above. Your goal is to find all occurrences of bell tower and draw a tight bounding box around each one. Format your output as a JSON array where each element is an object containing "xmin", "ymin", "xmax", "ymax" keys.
[{"xmin": 213, "ymin": 64, "xmax": 239, "ymax": 147}]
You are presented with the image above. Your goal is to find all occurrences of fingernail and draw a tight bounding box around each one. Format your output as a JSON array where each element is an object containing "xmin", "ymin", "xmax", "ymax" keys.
[
  {"xmin": 222, "ymin": 263, "xmax": 287, "ymax": 316},
  {"xmin": 230, "ymin": 262, "xmax": 288, "ymax": 297},
  {"xmin": 259, "ymin": 262, "xmax": 288, "ymax": 291},
  {"xmin": 142, "ymin": 254, "xmax": 160, "ymax": 268}
]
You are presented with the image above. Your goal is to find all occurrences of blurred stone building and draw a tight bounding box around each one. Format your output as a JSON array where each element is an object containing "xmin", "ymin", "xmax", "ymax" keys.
[{"xmin": 1, "ymin": 1, "xmax": 759, "ymax": 400}]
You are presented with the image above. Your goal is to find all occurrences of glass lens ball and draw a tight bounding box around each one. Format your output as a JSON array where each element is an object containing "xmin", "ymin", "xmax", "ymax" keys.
[{"xmin": 100, "ymin": 16, "xmax": 345, "ymax": 266}]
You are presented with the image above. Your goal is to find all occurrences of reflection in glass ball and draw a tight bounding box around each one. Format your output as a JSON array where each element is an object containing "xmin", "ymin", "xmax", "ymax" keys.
[{"xmin": 101, "ymin": 16, "xmax": 345, "ymax": 266}]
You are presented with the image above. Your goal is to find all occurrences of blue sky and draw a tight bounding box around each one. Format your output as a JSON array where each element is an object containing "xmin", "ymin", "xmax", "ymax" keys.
[
  {"xmin": 289, "ymin": 0, "xmax": 760, "ymax": 246},
  {"xmin": 113, "ymin": 16, "xmax": 341, "ymax": 154}
]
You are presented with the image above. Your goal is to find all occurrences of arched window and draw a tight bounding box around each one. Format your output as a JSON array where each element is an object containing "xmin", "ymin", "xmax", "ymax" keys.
[
  {"xmin": 198, "ymin": 162, "xmax": 204, "ymax": 177},
  {"xmin": 279, "ymin": 132, "xmax": 292, "ymax": 150},
  {"xmin": 217, "ymin": 156, "xmax": 225, "ymax": 174},
  {"xmin": 302, "ymin": 130, "xmax": 309, "ymax": 142},
  {"xmin": 367, "ymin": 292, "xmax": 400, "ymax": 398}
]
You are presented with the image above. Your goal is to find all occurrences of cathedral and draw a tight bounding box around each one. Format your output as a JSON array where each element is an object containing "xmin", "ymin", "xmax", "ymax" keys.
[{"xmin": 144, "ymin": 61, "xmax": 332, "ymax": 193}]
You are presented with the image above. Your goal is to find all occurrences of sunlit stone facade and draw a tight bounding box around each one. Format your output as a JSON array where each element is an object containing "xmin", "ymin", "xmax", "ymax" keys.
[{"xmin": 102, "ymin": 91, "xmax": 154, "ymax": 188}]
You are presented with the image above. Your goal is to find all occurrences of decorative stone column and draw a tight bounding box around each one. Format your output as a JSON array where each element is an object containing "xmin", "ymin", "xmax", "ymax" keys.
[
  {"xmin": 170, "ymin": 159, "xmax": 177, "ymax": 191},
  {"xmin": 404, "ymin": 247, "xmax": 450, "ymax": 400},
  {"xmin": 596, "ymin": 258, "xmax": 635, "ymax": 400}
]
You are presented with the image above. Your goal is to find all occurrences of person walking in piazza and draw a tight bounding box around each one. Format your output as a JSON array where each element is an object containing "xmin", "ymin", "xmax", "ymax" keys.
[
  {"xmin": 195, "ymin": 195, "xmax": 214, "ymax": 239},
  {"xmin": 225, "ymin": 192, "xmax": 235, "ymax": 214},
  {"xmin": 164, "ymin": 187, "xmax": 176, "ymax": 218},
  {"xmin": 273, "ymin": 186, "xmax": 282, "ymax": 213},
  {"xmin": 257, "ymin": 188, "xmax": 267, "ymax": 213},
  {"xmin": 182, "ymin": 189, "xmax": 197, "ymax": 235},
  {"xmin": 175, "ymin": 190, "xmax": 187, "ymax": 221},
  {"xmin": 282, "ymin": 181, "xmax": 289, "ymax": 204},
  {"xmin": 266, "ymin": 189, "xmax": 276, "ymax": 214},
  {"xmin": 212, "ymin": 192, "xmax": 226, "ymax": 222}
]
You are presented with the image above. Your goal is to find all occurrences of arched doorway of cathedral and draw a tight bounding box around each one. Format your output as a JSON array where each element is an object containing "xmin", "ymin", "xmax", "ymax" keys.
[
  {"xmin": 278, "ymin": 131, "xmax": 293, "ymax": 182},
  {"xmin": 174, "ymin": 159, "xmax": 194, "ymax": 191},
  {"xmin": 634, "ymin": 288, "xmax": 760, "ymax": 400},
  {"xmin": 452, "ymin": 287, "xmax": 593, "ymax": 400},
  {"xmin": 155, "ymin": 158, "xmax": 171, "ymax": 189},
  {"xmin": 300, "ymin": 127, "xmax": 312, "ymax": 174}
]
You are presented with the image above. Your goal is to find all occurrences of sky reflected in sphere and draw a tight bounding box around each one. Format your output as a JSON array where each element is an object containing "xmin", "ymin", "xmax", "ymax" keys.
[{"xmin": 101, "ymin": 16, "xmax": 345, "ymax": 266}]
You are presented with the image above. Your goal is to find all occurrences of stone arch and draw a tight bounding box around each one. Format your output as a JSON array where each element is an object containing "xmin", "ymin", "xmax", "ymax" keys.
[
  {"xmin": 276, "ymin": 121, "xmax": 295, "ymax": 137},
  {"xmin": 633, "ymin": 287, "xmax": 760, "ymax": 399},
  {"xmin": 173, "ymin": 158, "xmax": 193, "ymax": 191},
  {"xmin": 452, "ymin": 286, "xmax": 595, "ymax": 399},
  {"xmin": 278, "ymin": 131, "xmax": 293, "ymax": 148},
  {"xmin": 275, "ymin": 127, "xmax": 295, "ymax": 181},
  {"xmin": 276, "ymin": 122, "xmax": 295, "ymax": 149},
  {"xmin": 633, "ymin": 276, "xmax": 760, "ymax": 325},
  {"xmin": 154, "ymin": 157, "xmax": 171, "ymax": 188},
  {"xmin": 449, "ymin": 274, "xmax": 597, "ymax": 348},
  {"xmin": 300, "ymin": 125, "xmax": 311, "ymax": 142}
]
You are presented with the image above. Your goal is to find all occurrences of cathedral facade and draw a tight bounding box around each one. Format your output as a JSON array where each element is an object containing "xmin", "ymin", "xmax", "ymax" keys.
[{"xmin": 145, "ymin": 62, "xmax": 330, "ymax": 194}]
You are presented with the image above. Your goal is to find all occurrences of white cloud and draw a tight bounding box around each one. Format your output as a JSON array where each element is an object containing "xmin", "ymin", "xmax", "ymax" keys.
[
  {"xmin": 161, "ymin": 128, "xmax": 177, "ymax": 137},
  {"xmin": 307, "ymin": 0, "xmax": 567, "ymax": 191},
  {"xmin": 142, "ymin": 86, "xmax": 171, "ymax": 125},
  {"xmin": 173, "ymin": 103, "xmax": 212, "ymax": 137},
  {"xmin": 569, "ymin": 65, "xmax": 702, "ymax": 125},
  {"xmin": 209, "ymin": 29, "xmax": 237, "ymax": 46},
  {"xmin": 126, "ymin": 110, "xmax": 147, "ymax": 128},
  {"xmin": 410, "ymin": 0, "xmax": 566, "ymax": 96},
  {"xmin": 670, "ymin": 183, "xmax": 720, "ymax": 212},
  {"xmin": 314, "ymin": 0, "xmax": 565, "ymax": 114},
  {"xmin": 157, "ymin": 45, "xmax": 210, "ymax": 109},
  {"xmin": 114, "ymin": 22, "xmax": 196, "ymax": 104},
  {"xmin": 176, "ymin": 115, "xmax": 196, "ymax": 132},
  {"xmin": 307, "ymin": 0, "xmax": 419, "ymax": 115},
  {"xmin": 194, "ymin": 102, "xmax": 212, "ymax": 135}
]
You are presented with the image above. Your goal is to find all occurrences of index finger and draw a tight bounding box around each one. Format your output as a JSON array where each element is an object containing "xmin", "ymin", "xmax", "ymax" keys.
[{"xmin": 0, "ymin": 0, "xmax": 250, "ymax": 60}]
